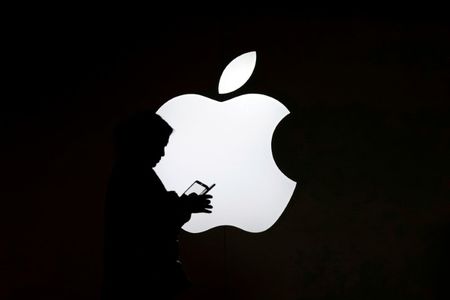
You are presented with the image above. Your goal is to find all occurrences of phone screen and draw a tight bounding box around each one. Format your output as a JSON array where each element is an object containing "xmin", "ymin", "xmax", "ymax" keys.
[{"xmin": 183, "ymin": 181, "xmax": 215, "ymax": 195}]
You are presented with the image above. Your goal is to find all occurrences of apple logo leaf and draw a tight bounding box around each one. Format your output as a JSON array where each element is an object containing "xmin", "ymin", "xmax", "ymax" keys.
[{"xmin": 218, "ymin": 51, "xmax": 257, "ymax": 95}]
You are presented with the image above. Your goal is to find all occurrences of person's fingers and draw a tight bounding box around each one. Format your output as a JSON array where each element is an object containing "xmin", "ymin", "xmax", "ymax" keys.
[
  {"xmin": 192, "ymin": 202, "xmax": 213, "ymax": 212},
  {"xmin": 195, "ymin": 204, "xmax": 212, "ymax": 211},
  {"xmin": 193, "ymin": 198, "xmax": 211, "ymax": 205}
]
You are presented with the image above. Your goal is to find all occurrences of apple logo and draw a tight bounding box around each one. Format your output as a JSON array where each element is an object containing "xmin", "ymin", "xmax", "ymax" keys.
[{"xmin": 154, "ymin": 51, "xmax": 297, "ymax": 233}]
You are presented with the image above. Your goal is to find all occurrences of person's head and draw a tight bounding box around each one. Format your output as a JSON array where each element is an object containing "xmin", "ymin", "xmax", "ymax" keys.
[{"xmin": 113, "ymin": 111, "xmax": 173, "ymax": 167}]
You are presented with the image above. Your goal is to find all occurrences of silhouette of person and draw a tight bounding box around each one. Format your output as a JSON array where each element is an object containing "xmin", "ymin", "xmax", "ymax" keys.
[{"xmin": 102, "ymin": 111, "xmax": 213, "ymax": 300}]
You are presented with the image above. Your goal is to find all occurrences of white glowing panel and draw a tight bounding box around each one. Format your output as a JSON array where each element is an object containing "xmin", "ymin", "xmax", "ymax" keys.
[{"xmin": 153, "ymin": 51, "xmax": 297, "ymax": 233}]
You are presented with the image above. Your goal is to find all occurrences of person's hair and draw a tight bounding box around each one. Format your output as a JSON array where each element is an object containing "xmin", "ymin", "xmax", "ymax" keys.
[{"xmin": 112, "ymin": 111, "xmax": 173, "ymax": 158}]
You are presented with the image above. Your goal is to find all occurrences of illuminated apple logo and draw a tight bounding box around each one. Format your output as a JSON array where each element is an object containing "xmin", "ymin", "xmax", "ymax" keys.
[{"xmin": 154, "ymin": 51, "xmax": 297, "ymax": 233}]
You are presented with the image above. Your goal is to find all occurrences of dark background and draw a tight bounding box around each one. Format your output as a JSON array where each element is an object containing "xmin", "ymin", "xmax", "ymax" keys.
[{"xmin": 2, "ymin": 8, "xmax": 449, "ymax": 300}]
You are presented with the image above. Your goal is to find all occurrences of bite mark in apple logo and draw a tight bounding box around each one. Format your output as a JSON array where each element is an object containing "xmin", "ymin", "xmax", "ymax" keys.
[{"xmin": 154, "ymin": 51, "xmax": 297, "ymax": 233}]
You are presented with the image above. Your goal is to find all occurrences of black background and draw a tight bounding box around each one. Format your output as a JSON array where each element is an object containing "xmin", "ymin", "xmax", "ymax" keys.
[{"xmin": 3, "ymin": 7, "xmax": 450, "ymax": 300}]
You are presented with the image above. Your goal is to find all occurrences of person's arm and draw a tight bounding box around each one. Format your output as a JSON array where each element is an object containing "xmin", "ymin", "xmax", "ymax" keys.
[{"xmin": 166, "ymin": 191, "xmax": 191, "ymax": 227}]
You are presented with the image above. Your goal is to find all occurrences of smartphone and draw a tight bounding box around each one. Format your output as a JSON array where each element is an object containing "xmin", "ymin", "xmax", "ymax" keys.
[{"xmin": 183, "ymin": 180, "xmax": 215, "ymax": 196}]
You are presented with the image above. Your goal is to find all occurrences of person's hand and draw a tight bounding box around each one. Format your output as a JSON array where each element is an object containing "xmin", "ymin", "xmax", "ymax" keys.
[
  {"xmin": 167, "ymin": 191, "xmax": 179, "ymax": 199},
  {"xmin": 182, "ymin": 193, "xmax": 213, "ymax": 214}
]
